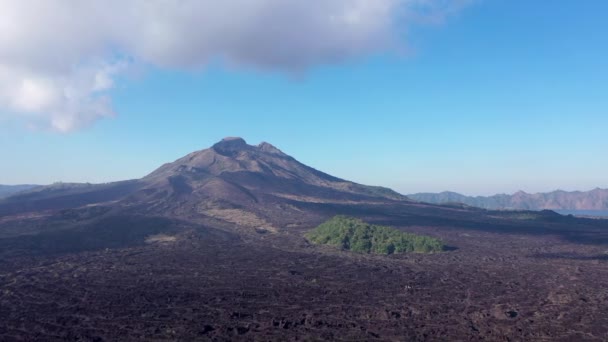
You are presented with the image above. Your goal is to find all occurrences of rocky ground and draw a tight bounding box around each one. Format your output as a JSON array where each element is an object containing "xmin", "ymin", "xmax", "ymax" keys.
[
  {"xmin": 0, "ymin": 210, "xmax": 607, "ymax": 341},
  {"xmin": 1, "ymin": 139, "xmax": 607, "ymax": 341}
]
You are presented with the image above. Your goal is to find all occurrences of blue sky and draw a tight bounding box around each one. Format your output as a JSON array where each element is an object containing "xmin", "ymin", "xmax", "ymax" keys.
[{"xmin": 0, "ymin": 0, "xmax": 607, "ymax": 195}]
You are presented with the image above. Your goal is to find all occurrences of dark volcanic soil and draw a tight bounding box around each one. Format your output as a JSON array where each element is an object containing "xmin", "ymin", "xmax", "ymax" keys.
[
  {"xmin": 1, "ymin": 139, "xmax": 607, "ymax": 341},
  {"xmin": 1, "ymin": 212, "xmax": 607, "ymax": 341}
]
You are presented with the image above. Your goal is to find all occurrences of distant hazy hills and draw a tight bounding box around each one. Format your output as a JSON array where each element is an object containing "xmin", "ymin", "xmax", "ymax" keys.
[
  {"xmin": 408, "ymin": 189, "xmax": 608, "ymax": 210},
  {"xmin": 0, "ymin": 185, "xmax": 40, "ymax": 199}
]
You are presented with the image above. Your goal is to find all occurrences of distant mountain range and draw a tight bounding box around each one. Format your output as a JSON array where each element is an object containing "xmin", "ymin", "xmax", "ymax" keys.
[
  {"xmin": 0, "ymin": 184, "xmax": 40, "ymax": 199},
  {"xmin": 408, "ymin": 189, "xmax": 608, "ymax": 210}
]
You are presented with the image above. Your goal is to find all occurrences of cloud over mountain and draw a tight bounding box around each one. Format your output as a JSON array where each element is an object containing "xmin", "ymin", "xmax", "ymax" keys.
[{"xmin": 0, "ymin": 0, "xmax": 469, "ymax": 132}]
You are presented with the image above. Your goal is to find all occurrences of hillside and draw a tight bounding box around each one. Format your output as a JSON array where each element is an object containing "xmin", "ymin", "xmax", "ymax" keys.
[
  {"xmin": 0, "ymin": 184, "xmax": 40, "ymax": 199},
  {"xmin": 409, "ymin": 189, "xmax": 608, "ymax": 210}
]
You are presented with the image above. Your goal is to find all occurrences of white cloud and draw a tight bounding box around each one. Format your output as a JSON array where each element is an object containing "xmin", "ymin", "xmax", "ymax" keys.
[
  {"xmin": 0, "ymin": 0, "xmax": 469, "ymax": 132},
  {"xmin": 0, "ymin": 61, "xmax": 123, "ymax": 132}
]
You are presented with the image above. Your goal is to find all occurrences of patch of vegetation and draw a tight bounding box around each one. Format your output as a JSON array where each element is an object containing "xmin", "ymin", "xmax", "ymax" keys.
[{"xmin": 306, "ymin": 216, "xmax": 444, "ymax": 255}]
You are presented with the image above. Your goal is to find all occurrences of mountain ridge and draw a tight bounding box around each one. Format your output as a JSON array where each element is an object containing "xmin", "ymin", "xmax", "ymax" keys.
[{"xmin": 409, "ymin": 188, "xmax": 608, "ymax": 210}]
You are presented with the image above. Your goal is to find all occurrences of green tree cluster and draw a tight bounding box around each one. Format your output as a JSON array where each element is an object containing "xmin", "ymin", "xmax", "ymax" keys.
[{"xmin": 306, "ymin": 216, "xmax": 444, "ymax": 255}]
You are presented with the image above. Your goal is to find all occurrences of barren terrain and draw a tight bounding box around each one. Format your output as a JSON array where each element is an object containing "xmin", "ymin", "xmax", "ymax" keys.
[
  {"xmin": 0, "ymin": 206, "xmax": 607, "ymax": 341},
  {"xmin": 1, "ymin": 139, "xmax": 607, "ymax": 341}
]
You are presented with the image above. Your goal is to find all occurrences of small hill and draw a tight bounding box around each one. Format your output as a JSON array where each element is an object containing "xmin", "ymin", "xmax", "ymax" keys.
[{"xmin": 306, "ymin": 216, "xmax": 444, "ymax": 254}]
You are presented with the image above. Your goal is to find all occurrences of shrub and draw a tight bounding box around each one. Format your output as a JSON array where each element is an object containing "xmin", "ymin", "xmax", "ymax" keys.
[{"xmin": 306, "ymin": 216, "xmax": 444, "ymax": 255}]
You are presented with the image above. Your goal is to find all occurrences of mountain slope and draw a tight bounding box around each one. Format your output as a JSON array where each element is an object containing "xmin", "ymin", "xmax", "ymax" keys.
[
  {"xmin": 126, "ymin": 137, "xmax": 411, "ymax": 228},
  {"xmin": 0, "ymin": 138, "xmax": 407, "ymax": 224},
  {"xmin": 409, "ymin": 189, "xmax": 608, "ymax": 210},
  {"xmin": 143, "ymin": 138, "xmax": 406, "ymax": 200},
  {"xmin": 144, "ymin": 137, "xmax": 405, "ymax": 201},
  {"xmin": 0, "ymin": 184, "xmax": 40, "ymax": 199},
  {"xmin": 0, "ymin": 180, "xmax": 142, "ymax": 216}
]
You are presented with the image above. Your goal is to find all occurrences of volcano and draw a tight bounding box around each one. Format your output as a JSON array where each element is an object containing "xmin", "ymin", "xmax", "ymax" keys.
[
  {"xmin": 1, "ymin": 138, "xmax": 608, "ymax": 341},
  {"xmin": 0, "ymin": 137, "xmax": 409, "ymax": 229},
  {"xmin": 143, "ymin": 137, "xmax": 405, "ymax": 203}
]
